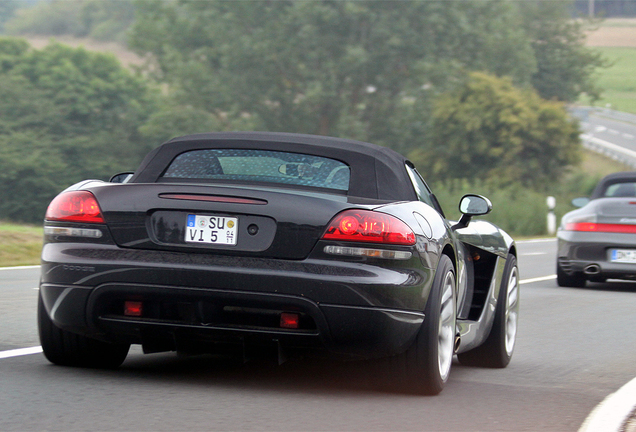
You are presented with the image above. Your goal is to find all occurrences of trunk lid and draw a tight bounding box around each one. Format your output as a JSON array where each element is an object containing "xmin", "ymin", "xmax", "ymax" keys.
[
  {"xmin": 595, "ymin": 197, "xmax": 636, "ymax": 224},
  {"xmin": 89, "ymin": 183, "xmax": 363, "ymax": 260}
]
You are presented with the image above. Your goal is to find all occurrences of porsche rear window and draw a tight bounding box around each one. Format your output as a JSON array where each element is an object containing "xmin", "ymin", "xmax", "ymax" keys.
[
  {"xmin": 161, "ymin": 149, "xmax": 350, "ymax": 191},
  {"xmin": 604, "ymin": 182, "xmax": 636, "ymax": 197}
]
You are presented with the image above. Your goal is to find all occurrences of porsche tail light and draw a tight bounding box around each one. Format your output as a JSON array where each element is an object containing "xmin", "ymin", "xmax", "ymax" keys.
[
  {"xmin": 322, "ymin": 210, "xmax": 416, "ymax": 245},
  {"xmin": 565, "ymin": 222, "xmax": 636, "ymax": 234},
  {"xmin": 45, "ymin": 191, "xmax": 105, "ymax": 224}
]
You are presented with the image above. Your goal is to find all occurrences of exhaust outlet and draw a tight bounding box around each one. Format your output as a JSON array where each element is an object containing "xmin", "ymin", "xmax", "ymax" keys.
[
  {"xmin": 454, "ymin": 334, "xmax": 461, "ymax": 353},
  {"xmin": 584, "ymin": 264, "xmax": 601, "ymax": 275}
]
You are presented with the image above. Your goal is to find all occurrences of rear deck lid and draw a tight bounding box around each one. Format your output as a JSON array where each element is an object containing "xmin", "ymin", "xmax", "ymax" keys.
[
  {"xmin": 90, "ymin": 183, "xmax": 361, "ymax": 260},
  {"xmin": 595, "ymin": 197, "xmax": 636, "ymax": 224}
]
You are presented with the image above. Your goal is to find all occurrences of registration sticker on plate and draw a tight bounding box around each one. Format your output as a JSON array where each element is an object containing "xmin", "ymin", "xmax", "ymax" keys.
[
  {"xmin": 186, "ymin": 214, "xmax": 238, "ymax": 245},
  {"xmin": 610, "ymin": 249, "xmax": 636, "ymax": 263}
]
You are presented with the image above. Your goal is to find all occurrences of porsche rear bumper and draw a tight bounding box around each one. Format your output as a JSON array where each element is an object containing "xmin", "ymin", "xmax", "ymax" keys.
[{"xmin": 557, "ymin": 231, "xmax": 636, "ymax": 280}]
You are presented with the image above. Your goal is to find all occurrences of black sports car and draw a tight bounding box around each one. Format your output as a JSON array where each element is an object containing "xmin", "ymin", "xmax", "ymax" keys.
[
  {"xmin": 39, "ymin": 132, "xmax": 518, "ymax": 395},
  {"xmin": 557, "ymin": 171, "xmax": 636, "ymax": 287}
]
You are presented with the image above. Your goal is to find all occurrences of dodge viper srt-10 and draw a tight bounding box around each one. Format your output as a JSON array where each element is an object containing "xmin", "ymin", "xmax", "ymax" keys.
[{"xmin": 39, "ymin": 132, "xmax": 519, "ymax": 394}]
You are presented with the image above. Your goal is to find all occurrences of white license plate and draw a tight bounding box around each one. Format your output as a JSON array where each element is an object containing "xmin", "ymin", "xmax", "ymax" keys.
[
  {"xmin": 185, "ymin": 214, "xmax": 238, "ymax": 245},
  {"xmin": 610, "ymin": 249, "xmax": 636, "ymax": 263}
]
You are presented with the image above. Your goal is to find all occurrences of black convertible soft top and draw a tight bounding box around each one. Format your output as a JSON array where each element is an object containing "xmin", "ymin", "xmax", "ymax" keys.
[
  {"xmin": 590, "ymin": 171, "xmax": 636, "ymax": 199},
  {"xmin": 131, "ymin": 132, "xmax": 418, "ymax": 201}
]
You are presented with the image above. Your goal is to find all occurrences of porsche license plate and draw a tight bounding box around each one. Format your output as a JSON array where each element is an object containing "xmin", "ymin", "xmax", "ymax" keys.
[
  {"xmin": 186, "ymin": 214, "xmax": 237, "ymax": 245},
  {"xmin": 610, "ymin": 249, "xmax": 636, "ymax": 263}
]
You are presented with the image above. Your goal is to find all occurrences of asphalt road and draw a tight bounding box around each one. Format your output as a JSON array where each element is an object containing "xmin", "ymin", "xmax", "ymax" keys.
[
  {"xmin": 578, "ymin": 109, "xmax": 636, "ymax": 168},
  {"xmin": 1, "ymin": 239, "xmax": 636, "ymax": 431},
  {"xmin": 580, "ymin": 113, "xmax": 636, "ymax": 153}
]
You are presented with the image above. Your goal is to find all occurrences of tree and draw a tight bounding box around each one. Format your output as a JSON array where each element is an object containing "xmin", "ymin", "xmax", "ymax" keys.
[
  {"xmin": 128, "ymin": 0, "xmax": 603, "ymax": 154},
  {"xmin": 0, "ymin": 0, "xmax": 19, "ymax": 32},
  {"xmin": 3, "ymin": 0, "xmax": 136, "ymax": 43},
  {"xmin": 516, "ymin": 0, "xmax": 607, "ymax": 102},
  {"xmin": 129, "ymin": 0, "xmax": 537, "ymax": 151},
  {"xmin": 4, "ymin": 0, "xmax": 86, "ymax": 37},
  {"xmin": 412, "ymin": 72, "xmax": 580, "ymax": 189},
  {"xmin": 0, "ymin": 38, "xmax": 158, "ymax": 223}
]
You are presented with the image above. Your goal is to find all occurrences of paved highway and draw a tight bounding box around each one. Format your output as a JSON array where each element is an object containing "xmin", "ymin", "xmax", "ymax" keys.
[
  {"xmin": 2, "ymin": 240, "xmax": 636, "ymax": 431},
  {"xmin": 578, "ymin": 108, "xmax": 636, "ymax": 167},
  {"xmin": 581, "ymin": 114, "xmax": 636, "ymax": 151}
]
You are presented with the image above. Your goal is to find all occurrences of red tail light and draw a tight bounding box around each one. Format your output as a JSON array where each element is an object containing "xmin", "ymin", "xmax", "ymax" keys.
[
  {"xmin": 45, "ymin": 191, "xmax": 105, "ymax": 224},
  {"xmin": 565, "ymin": 222, "xmax": 636, "ymax": 234},
  {"xmin": 322, "ymin": 210, "xmax": 416, "ymax": 245}
]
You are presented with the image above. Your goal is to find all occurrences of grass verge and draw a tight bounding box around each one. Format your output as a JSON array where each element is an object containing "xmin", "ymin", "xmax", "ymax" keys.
[
  {"xmin": 580, "ymin": 46, "xmax": 636, "ymax": 114},
  {"xmin": 0, "ymin": 222, "xmax": 43, "ymax": 267}
]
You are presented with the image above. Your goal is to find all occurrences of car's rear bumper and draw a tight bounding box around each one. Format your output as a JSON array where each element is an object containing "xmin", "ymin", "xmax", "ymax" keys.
[
  {"xmin": 557, "ymin": 231, "xmax": 636, "ymax": 280},
  {"xmin": 40, "ymin": 282, "xmax": 424, "ymax": 359},
  {"xmin": 40, "ymin": 242, "xmax": 430, "ymax": 359}
]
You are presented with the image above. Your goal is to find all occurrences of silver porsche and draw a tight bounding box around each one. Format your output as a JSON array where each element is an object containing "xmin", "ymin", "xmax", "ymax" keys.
[{"xmin": 557, "ymin": 172, "xmax": 636, "ymax": 287}]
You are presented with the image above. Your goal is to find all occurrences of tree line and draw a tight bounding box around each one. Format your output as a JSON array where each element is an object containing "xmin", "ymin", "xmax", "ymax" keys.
[{"xmin": 0, "ymin": 0, "xmax": 606, "ymax": 225}]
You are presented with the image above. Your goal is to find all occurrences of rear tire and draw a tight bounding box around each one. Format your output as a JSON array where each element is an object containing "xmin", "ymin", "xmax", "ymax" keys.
[
  {"xmin": 457, "ymin": 254, "xmax": 519, "ymax": 368},
  {"xmin": 38, "ymin": 293, "xmax": 129, "ymax": 368},
  {"xmin": 556, "ymin": 262, "xmax": 586, "ymax": 288},
  {"xmin": 387, "ymin": 255, "xmax": 456, "ymax": 395}
]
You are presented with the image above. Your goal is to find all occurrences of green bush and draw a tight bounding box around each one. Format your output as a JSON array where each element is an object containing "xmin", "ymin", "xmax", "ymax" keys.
[
  {"xmin": 429, "ymin": 163, "xmax": 615, "ymax": 238},
  {"xmin": 432, "ymin": 180, "xmax": 548, "ymax": 237},
  {"xmin": 3, "ymin": 0, "xmax": 136, "ymax": 44},
  {"xmin": 413, "ymin": 72, "xmax": 581, "ymax": 191}
]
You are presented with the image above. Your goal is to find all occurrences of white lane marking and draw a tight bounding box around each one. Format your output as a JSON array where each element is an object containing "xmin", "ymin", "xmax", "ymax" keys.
[
  {"xmin": 0, "ymin": 346, "xmax": 42, "ymax": 359},
  {"xmin": 595, "ymin": 126, "xmax": 607, "ymax": 132},
  {"xmin": 521, "ymin": 252, "xmax": 547, "ymax": 256},
  {"xmin": 0, "ymin": 265, "xmax": 40, "ymax": 271},
  {"xmin": 516, "ymin": 238, "xmax": 555, "ymax": 244},
  {"xmin": 520, "ymin": 275, "xmax": 556, "ymax": 285},
  {"xmin": 579, "ymin": 376, "xmax": 636, "ymax": 432},
  {"xmin": 624, "ymin": 133, "xmax": 635, "ymax": 139},
  {"xmin": 609, "ymin": 129, "xmax": 620, "ymax": 135}
]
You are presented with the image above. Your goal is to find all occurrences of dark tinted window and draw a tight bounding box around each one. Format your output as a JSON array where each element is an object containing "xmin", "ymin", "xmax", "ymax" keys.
[
  {"xmin": 604, "ymin": 182, "xmax": 636, "ymax": 197},
  {"xmin": 162, "ymin": 149, "xmax": 350, "ymax": 191},
  {"xmin": 405, "ymin": 165, "xmax": 435, "ymax": 206}
]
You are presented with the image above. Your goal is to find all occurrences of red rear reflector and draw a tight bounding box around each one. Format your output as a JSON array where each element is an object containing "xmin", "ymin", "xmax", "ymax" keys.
[
  {"xmin": 124, "ymin": 301, "xmax": 143, "ymax": 317},
  {"xmin": 565, "ymin": 222, "xmax": 636, "ymax": 233},
  {"xmin": 280, "ymin": 312, "xmax": 300, "ymax": 329},
  {"xmin": 45, "ymin": 191, "xmax": 105, "ymax": 224},
  {"xmin": 322, "ymin": 210, "xmax": 416, "ymax": 245}
]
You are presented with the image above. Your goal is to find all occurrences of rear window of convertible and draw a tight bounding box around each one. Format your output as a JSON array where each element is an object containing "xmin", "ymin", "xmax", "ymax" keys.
[
  {"xmin": 603, "ymin": 182, "xmax": 636, "ymax": 197},
  {"xmin": 161, "ymin": 149, "xmax": 350, "ymax": 191}
]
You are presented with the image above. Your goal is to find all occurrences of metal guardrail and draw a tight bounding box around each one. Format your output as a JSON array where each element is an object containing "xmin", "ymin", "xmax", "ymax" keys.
[
  {"xmin": 571, "ymin": 106, "xmax": 636, "ymax": 125},
  {"xmin": 581, "ymin": 134, "xmax": 636, "ymax": 169},
  {"xmin": 573, "ymin": 106, "xmax": 636, "ymax": 169}
]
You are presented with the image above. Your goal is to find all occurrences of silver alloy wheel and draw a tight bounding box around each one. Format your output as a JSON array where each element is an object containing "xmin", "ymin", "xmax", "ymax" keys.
[
  {"xmin": 504, "ymin": 266, "xmax": 519, "ymax": 356},
  {"xmin": 438, "ymin": 270, "xmax": 456, "ymax": 382}
]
